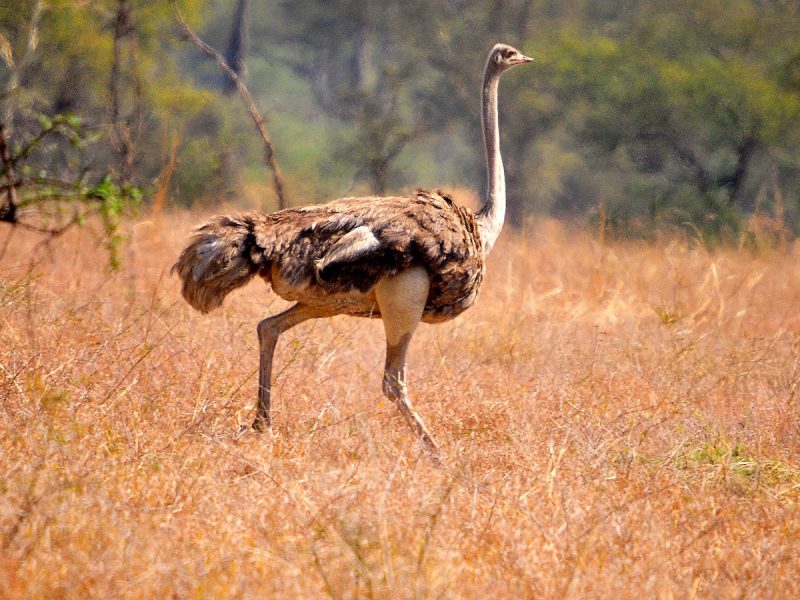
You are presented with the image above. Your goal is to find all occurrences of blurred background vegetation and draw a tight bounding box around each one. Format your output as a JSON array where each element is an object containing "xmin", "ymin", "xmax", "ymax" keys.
[{"xmin": 1, "ymin": 0, "xmax": 799, "ymax": 244}]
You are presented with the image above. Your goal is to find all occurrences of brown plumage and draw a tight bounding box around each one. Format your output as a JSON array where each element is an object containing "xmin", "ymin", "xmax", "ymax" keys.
[
  {"xmin": 173, "ymin": 190, "xmax": 483, "ymax": 321},
  {"xmin": 172, "ymin": 44, "xmax": 533, "ymax": 459}
]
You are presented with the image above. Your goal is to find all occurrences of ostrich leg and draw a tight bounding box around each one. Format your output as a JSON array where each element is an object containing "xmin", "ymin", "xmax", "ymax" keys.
[
  {"xmin": 254, "ymin": 303, "xmax": 330, "ymax": 431},
  {"xmin": 375, "ymin": 267, "xmax": 439, "ymax": 454}
]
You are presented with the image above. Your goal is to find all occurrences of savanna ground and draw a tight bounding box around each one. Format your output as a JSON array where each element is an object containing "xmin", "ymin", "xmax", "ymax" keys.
[{"xmin": 1, "ymin": 208, "xmax": 799, "ymax": 599}]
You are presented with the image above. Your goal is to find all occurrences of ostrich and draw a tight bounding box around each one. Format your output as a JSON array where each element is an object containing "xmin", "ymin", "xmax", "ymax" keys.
[{"xmin": 172, "ymin": 43, "xmax": 533, "ymax": 455}]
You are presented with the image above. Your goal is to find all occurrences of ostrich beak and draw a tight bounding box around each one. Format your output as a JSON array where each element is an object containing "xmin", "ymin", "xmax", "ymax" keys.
[{"xmin": 512, "ymin": 53, "xmax": 534, "ymax": 65}]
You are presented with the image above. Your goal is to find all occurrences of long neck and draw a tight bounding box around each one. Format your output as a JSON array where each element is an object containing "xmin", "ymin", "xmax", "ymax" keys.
[{"xmin": 476, "ymin": 63, "xmax": 505, "ymax": 255}]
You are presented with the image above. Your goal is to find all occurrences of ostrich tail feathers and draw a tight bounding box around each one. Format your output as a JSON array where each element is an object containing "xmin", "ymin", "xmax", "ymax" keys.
[{"xmin": 171, "ymin": 215, "xmax": 263, "ymax": 313}]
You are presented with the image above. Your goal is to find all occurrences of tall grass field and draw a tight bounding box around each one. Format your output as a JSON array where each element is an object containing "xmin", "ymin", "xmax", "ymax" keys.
[{"xmin": 2, "ymin": 212, "xmax": 799, "ymax": 598}]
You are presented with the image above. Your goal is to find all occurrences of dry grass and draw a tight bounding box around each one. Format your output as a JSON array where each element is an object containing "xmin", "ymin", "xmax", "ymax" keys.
[{"xmin": 2, "ymin": 211, "xmax": 800, "ymax": 599}]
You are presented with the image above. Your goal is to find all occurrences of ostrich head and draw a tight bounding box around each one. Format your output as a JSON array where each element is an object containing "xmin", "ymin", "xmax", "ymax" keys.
[{"xmin": 488, "ymin": 44, "xmax": 534, "ymax": 73}]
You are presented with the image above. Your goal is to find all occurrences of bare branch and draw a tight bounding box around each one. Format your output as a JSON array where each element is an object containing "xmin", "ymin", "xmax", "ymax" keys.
[
  {"xmin": 172, "ymin": 1, "xmax": 287, "ymax": 210},
  {"xmin": 7, "ymin": 216, "xmax": 81, "ymax": 237}
]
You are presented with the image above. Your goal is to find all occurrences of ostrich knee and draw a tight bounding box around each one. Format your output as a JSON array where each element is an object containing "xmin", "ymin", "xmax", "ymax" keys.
[
  {"xmin": 257, "ymin": 318, "xmax": 279, "ymax": 347},
  {"xmin": 253, "ymin": 303, "xmax": 332, "ymax": 432}
]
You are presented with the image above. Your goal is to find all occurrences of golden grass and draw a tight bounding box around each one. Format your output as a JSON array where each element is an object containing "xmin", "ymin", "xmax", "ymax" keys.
[{"xmin": 2, "ymin": 212, "xmax": 800, "ymax": 598}]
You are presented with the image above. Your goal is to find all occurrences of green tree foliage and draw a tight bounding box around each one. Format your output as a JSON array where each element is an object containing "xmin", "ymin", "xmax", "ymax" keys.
[
  {"xmin": 0, "ymin": 0, "xmax": 250, "ymax": 209},
  {"xmin": 1, "ymin": 0, "xmax": 798, "ymax": 242},
  {"xmin": 527, "ymin": 1, "xmax": 800, "ymax": 239}
]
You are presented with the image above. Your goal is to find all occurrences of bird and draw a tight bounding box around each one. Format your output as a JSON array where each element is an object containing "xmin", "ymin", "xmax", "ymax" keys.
[{"xmin": 172, "ymin": 43, "xmax": 533, "ymax": 457}]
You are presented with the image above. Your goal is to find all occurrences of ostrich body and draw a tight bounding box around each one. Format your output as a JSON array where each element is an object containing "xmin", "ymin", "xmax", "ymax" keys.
[{"xmin": 172, "ymin": 44, "xmax": 532, "ymax": 455}]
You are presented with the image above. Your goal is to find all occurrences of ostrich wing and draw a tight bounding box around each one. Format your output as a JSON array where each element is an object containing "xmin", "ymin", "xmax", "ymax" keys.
[{"xmin": 313, "ymin": 225, "xmax": 382, "ymax": 282}]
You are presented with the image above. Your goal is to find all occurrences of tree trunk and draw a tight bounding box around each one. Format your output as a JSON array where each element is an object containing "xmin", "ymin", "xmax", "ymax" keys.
[
  {"xmin": 369, "ymin": 158, "xmax": 387, "ymax": 196},
  {"xmin": 109, "ymin": 0, "xmax": 142, "ymax": 184},
  {"xmin": 223, "ymin": 0, "xmax": 250, "ymax": 94},
  {"xmin": 0, "ymin": 124, "xmax": 18, "ymax": 223},
  {"xmin": 723, "ymin": 134, "xmax": 758, "ymax": 207}
]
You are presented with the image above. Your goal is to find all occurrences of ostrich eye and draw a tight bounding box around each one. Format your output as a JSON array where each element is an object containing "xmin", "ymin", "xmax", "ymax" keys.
[{"xmin": 503, "ymin": 49, "xmax": 513, "ymax": 58}]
